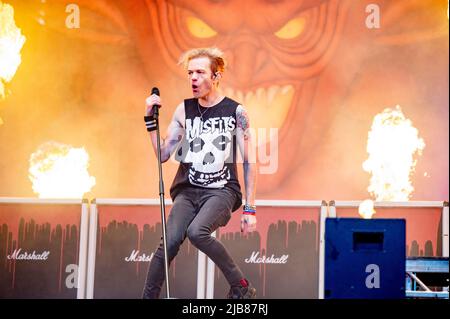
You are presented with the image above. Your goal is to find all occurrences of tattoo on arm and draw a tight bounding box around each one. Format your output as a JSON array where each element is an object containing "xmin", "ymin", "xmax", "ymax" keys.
[{"xmin": 237, "ymin": 107, "xmax": 250, "ymax": 140}]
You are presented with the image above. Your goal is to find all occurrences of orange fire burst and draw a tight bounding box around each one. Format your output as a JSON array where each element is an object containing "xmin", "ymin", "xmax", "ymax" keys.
[
  {"xmin": 28, "ymin": 142, "xmax": 96, "ymax": 199},
  {"xmin": 359, "ymin": 106, "xmax": 425, "ymax": 218},
  {"xmin": 0, "ymin": 1, "xmax": 25, "ymax": 101},
  {"xmin": 358, "ymin": 199, "xmax": 376, "ymax": 219}
]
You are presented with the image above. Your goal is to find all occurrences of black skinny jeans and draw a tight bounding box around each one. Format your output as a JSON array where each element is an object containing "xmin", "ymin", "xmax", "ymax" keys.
[{"xmin": 142, "ymin": 186, "xmax": 244, "ymax": 299}]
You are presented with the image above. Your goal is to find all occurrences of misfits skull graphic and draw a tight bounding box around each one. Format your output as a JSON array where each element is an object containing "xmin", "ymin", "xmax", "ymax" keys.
[{"xmin": 177, "ymin": 116, "xmax": 236, "ymax": 188}]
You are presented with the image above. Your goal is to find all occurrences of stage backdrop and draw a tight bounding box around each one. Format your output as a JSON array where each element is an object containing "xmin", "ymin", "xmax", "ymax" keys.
[{"xmin": 0, "ymin": 0, "xmax": 448, "ymax": 202}]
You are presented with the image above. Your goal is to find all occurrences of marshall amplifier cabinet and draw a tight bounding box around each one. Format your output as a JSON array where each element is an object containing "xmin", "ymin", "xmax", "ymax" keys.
[
  {"xmin": 86, "ymin": 199, "xmax": 199, "ymax": 299},
  {"xmin": 0, "ymin": 198, "xmax": 89, "ymax": 299},
  {"xmin": 210, "ymin": 201, "xmax": 326, "ymax": 299}
]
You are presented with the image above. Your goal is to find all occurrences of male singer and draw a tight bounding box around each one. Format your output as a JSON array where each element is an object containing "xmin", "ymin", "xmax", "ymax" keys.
[{"xmin": 142, "ymin": 47, "xmax": 257, "ymax": 299}]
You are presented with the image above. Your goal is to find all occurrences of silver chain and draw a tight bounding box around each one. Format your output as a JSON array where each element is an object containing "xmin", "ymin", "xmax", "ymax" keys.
[
  {"xmin": 197, "ymin": 96, "xmax": 223, "ymax": 121},
  {"xmin": 197, "ymin": 101, "xmax": 210, "ymax": 122}
]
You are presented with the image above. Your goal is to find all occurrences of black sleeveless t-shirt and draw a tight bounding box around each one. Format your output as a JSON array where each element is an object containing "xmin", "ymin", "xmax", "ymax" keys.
[{"xmin": 170, "ymin": 97, "xmax": 242, "ymax": 212}]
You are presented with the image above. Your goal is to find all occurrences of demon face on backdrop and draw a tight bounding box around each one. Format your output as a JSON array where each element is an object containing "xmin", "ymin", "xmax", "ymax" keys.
[{"xmin": 0, "ymin": 0, "xmax": 448, "ymax": 200}]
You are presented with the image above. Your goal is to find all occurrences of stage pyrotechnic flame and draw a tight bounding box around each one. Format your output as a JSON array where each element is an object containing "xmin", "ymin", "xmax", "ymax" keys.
[
  {"xmin": 0, "ymin": 1, "xmax": 26, "ymax": 103},
  {"xmin": 358, "ymin": 199, "xmax": 376, "ymax": 219},
  {"xmin": 29, "ymin": 142, "xmax": 96, "ymax": 199},
  {"xmin": 359, "ymin": 105, "xmax": 425, "ymax": 218}
]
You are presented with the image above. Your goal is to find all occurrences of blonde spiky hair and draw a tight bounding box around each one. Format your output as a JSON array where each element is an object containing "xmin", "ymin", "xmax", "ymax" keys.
[{"xmin": 178, "ymin": 47, "xmax": 226, "ymax": 74}]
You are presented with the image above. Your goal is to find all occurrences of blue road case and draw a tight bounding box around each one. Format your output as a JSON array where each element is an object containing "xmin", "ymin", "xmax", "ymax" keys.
[{"xmin": 325, "ymin": 218, "xmax": 406, "ymax": 299}]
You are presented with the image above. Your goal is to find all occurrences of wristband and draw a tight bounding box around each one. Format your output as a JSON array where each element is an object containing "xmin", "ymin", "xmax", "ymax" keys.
[
  {"xmin": 243, "ymin": 204, "xmax": 256, "ymax": 215},
  {"xmin": 144, "ymin": 115, "xmax": 157, "ymax": 132}
]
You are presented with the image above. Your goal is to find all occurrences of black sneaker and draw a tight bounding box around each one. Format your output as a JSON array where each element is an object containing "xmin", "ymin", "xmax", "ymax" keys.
[{"xmin": 227, "ymin": 279, "xmax": 256, "ymax": 299}]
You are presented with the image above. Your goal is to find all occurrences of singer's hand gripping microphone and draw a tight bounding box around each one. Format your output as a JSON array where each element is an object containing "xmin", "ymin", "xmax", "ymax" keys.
[{"xmin": 151, "ymin": 87, "xmax": 160, "ymax": 118}]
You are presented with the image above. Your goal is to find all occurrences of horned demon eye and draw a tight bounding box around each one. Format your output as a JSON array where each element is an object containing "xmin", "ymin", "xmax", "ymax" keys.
[
  {"xmin": 186, "ymin": 16, "xmax": 218, "ymax": 39},
  {"xmin": 212, "ymin": 135, "xmax": 231, "ymax": 151},
  {"xmin": 274, "ymin": 17, "xmax": 306, "ymax": 39}
]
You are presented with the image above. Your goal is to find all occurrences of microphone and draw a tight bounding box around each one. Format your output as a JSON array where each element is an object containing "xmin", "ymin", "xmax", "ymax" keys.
[{"xmin": 151, "ymin": 87, "xmax": 160, "ymax": 117}]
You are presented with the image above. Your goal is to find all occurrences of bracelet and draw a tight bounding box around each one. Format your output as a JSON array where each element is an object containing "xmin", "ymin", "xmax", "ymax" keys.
[
  {"xmin": 243, "ymin": 204, "xmax": 256, "ymax": 215},
  {"xmin": 144, "ymin": 115, "xmax": 157, "ymax": 132}
]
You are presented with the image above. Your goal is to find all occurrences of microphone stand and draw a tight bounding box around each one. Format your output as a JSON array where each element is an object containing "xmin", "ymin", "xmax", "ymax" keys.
[{"xmin": 153, "ymin": 105, "xmax": 171, "ymax": 299}]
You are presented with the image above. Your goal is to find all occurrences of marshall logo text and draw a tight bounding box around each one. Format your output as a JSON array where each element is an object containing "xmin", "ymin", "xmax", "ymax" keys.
[
  {"xmin": 124, "ymin": 250, "xmax": 154, "ymax": 262},
  {"xmin": 244, "ymin": 251, "xmax": 289, "ymax": 264},
  {"xmin": 7, "ymin": 248, "xmax": 50, "ymax": 261}
]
